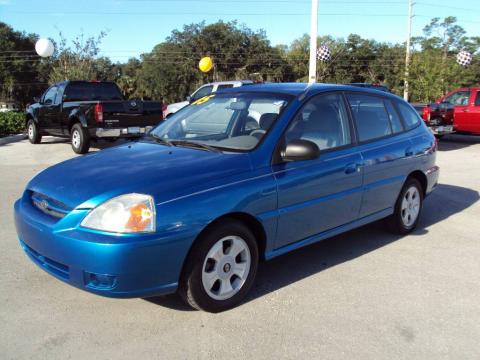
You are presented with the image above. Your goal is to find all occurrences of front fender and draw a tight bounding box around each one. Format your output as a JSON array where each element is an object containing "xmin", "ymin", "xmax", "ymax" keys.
[{"xmin": 154, "ymin": 168, "xmax": 278, "ymax": 258}]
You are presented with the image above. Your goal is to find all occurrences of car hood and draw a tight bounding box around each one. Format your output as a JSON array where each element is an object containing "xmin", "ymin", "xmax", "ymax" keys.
[{"xmin": 27, "ymin": 141, "xmax": 252, "ymax": 209}]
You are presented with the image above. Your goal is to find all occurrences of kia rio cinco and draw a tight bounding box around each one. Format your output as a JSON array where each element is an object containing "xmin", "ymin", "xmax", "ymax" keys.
[{"xmin": 14, "ymin": 83, "xmax": 439, "ymax": 312}]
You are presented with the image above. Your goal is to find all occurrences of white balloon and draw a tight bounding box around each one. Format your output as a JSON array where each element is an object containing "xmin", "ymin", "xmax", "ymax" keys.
[{"xmin": 35, "ymin": 38, "xmax": 54, "ymax": 57}]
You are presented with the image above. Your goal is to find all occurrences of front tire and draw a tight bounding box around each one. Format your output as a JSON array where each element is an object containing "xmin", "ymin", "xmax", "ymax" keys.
[
  {"xmin": 179, "ymin": 220, "xmax": 259, "ymax": 312},
  {"xmin": 27, "ymin": 120, "xmax": 42, "ymax": 144},
  {"xmin": 70, "ymin": 123, "xmax": 90, "ymax": 154},
  {"xmin": 386, "ymin": 178, "xmax": 423, "ymax": 235}
]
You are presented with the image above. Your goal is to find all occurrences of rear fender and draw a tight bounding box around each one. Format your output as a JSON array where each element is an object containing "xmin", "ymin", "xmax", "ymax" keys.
[{"xmin": 68, "ymin": 108, "xmax": 88, "ymax": 134}]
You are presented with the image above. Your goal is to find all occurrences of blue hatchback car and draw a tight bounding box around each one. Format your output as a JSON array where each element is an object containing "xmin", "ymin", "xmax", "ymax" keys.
[{"xmin": 14, "ymin": 83, "xmax": 439, "ymax": 312}]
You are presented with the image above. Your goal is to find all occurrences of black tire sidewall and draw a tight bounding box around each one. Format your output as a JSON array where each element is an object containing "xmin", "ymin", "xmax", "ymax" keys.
[{"xmin": 181, "ymin": 221, "xmax": 259, "ymax": 312}]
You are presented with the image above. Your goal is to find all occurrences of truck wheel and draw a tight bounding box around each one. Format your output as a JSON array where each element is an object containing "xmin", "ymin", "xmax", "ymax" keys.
[
  {"xmin": 179, "ymin": 220, "xmax": 259, "ymax": 312},
  {"xmin": 27, "ymin": 120, "xmax": 42, "ymax": 144},
  {"xmin": 71, "ymin": 123, "xmax": 90, "ymax": 154},
  {"xmin": 386, "ymin": 178, "xmax": 423, "ymax": 235}
]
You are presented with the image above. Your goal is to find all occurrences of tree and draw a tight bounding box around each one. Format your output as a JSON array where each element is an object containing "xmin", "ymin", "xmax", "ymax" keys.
[
  {"xmin": 0, "ymin": 22, "xmax": 47, "ymax": 107},
  {"xmin": 48, "ymin": 31, "xmax": 108, "ymax": 83}
]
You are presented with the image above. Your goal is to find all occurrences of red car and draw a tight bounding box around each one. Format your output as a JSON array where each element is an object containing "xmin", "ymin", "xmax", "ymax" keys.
[{"xmin": 422, "ymin": 87, "xmax": 480, "ymax": 136}]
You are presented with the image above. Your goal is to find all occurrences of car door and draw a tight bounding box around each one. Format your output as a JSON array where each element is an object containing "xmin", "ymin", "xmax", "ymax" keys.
[
  {"xmin": 37, "ymin": 86, "xmax": 58, "ymax": 133},
  {"xmin": 39, "ymin": 86, "xmax": 62, "ymax": 135},
  {"xmin": 346, "ymin": 93, "xmax": 413, "ymax": 218},
  {"xmin": 272, "ymin": 92, "xmax": 363, "ymax": 249},
  {"xmin": 454, "ymin": 90, "xmax": 480, "ymax": 133}
]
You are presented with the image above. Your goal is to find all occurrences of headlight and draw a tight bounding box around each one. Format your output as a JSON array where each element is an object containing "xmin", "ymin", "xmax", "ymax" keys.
[{"xmin": 81, "ymin": 193, "xmax": 155, "ymax": 233}]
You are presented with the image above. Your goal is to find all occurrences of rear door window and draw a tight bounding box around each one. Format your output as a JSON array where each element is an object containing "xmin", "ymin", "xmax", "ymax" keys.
[
  {"xmin": 346, "ymin": 94, "xmax": 392, "ymax": 142},
  {"xmin": 475, "ymin": 91, "xmax": 480, "ymax": 106}
]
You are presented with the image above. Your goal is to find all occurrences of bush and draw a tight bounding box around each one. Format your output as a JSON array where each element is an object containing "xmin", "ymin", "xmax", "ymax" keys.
[{"xmin": 0, "ymin": 112, "xmax": 26, "ymax": 137}]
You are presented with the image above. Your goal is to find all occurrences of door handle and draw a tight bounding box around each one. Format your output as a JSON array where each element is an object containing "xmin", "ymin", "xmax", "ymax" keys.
[
  {"xmin": 405, "ymin": 148, "xmax": 414, "ymax": 157},
  {"xmin": 463, "ymin": 109, "xmax": 470, "ymax": 112},
  {"xmin": 344, "ymin": 163, "xmax": 359, "ymax": 174}
]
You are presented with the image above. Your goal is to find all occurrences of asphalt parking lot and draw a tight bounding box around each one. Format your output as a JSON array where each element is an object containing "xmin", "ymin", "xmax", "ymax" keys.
[{"xmin": 1, "ymin": 135, "xmax": 479, "ymax": 359}]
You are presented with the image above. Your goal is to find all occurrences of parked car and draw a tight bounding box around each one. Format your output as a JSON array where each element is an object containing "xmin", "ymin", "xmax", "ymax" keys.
[
  {"xmin": 346, "ymin": 83, "xmax": 391, "ymax": 93},
  {"xmin": 14, "ymin": 83, "xmax": 439, "ymax": 312},
  {"xmin": 26, "ymin": 81, "xmax": 163, "ymax": 154},
  {"xmin": 165, "ymin": 80, "xmax": 255, "ymax": 117},
  {"xmin": 422, "ymin": 87, "xmax": 480, "ymax": 136}
]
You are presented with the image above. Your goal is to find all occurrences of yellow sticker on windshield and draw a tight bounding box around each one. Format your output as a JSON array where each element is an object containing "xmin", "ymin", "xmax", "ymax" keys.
[{"xmin": 192, "ymin": 94, "xmax": 215, "ymax": 105}]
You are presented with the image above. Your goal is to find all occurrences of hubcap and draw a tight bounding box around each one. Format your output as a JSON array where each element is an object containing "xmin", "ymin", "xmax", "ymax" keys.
[
  {"xmin": 401, "ymin": 186, "xmax": 421, "ymax": 227},
  {"xmin": 201, "ymin": 236, "xmax": 251, "ymax": 301},
  {"xmin": 72, "ymin": 130, "xmax": 80, "ymax": 148},
  {"xmin": 28, "ymin": 124, "xmax": 34, "ymax": 139}
]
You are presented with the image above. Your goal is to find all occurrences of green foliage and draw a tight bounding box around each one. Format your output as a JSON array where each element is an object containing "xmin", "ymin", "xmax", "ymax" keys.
[
  {"xmin": 48, "ymin": 31, "xmax": 111, "ymax": 83},
  {"xmin": 133, "ymin": 21, "xmax": 292, "ymax": 102},
  {"xmin": 0, "ymin": 22, "xmax": 48, "ymax": 108},
  {"xmin": 1, "ymin": 17, "xmax": 479, "ymax": 107},
  {"xmin": 0, "ymin": 111, "xmax": 25, "ymax": 137}
]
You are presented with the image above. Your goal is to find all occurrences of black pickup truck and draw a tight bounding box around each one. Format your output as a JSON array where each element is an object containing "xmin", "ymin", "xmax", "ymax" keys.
[{"xmin": 26, "ymin": 81, "xmax": 163, "ymax": 154}]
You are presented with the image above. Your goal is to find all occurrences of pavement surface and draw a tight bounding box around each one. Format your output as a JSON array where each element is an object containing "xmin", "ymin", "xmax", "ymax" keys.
[{"xmin": 1, "ymin": 135, "xmax": 479, "ymax": 359}]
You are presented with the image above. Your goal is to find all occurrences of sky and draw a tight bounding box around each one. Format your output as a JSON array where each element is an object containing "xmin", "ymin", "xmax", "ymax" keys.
[{"xmin": 0, "ymin": 0, "xmax": 478, "ymax": 62}]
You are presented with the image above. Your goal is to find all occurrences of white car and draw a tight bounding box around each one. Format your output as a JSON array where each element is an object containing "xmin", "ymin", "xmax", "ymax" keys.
[{"xmin": 165, "ymin": 80, "xmax": 254, "ymax": 117}]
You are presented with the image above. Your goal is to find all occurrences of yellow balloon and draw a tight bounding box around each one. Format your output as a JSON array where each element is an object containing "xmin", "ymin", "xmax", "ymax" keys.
[{"xmin": 199, "ymin": 56, "xmax": 214, "ymax": 73}]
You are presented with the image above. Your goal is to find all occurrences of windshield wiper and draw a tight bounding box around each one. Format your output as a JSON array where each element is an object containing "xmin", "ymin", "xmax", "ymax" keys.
[
  {"xmin": 170, "ymin": 140, "xmax": 221, "ymax": 153},
  {"xmin": 148, "ymin": 133, "xmax": 172, "ymax": 147}
]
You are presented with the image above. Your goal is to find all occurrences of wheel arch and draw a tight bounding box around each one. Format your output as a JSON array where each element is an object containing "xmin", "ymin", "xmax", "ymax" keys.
[
  {"xmin": 407, "ymin": 170, "xmax": 428, "ymax": 196},
  {"xmin": 179, "ymin": 212, "xmax": 268, "ymax": 282},
  {"xmin": 67, "ymin": 114, "xmax": 87, "ymax": 135}
]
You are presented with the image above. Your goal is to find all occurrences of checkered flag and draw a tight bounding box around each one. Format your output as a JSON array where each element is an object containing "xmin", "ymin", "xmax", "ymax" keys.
[
  {"xmin": 316, "ymin": 45, "xmax": 331, "ymax": 62},
  {"xmin": 456, "ymin": 51, "xmax": 472, "ymax": 66}
]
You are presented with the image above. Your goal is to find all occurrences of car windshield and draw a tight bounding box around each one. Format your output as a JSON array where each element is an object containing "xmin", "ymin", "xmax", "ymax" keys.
[{"xmin": 149, "ymin": 93, "xmax": 291, "ymax": 151}]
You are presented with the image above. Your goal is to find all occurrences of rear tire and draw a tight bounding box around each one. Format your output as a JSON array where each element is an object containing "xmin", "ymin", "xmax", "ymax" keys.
[
  {"xmin": 386, "ymin": 178, "xmax": 423, "ymax": 235},
  {"xmin": 70, "ymin": 123, "xmax": 90, "ymax": 154},
  {"xmin": 179, "ymin": 220, "xmax": 259, "ymax": 312},
  {"xmin": 27, "ymin": 119, "xmax": 41, "ymax": 144}
]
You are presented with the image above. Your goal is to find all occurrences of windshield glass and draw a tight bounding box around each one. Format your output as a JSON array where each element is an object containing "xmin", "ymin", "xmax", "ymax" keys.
[{"xmin": 149, "ymin": 93, "xmax": 291, "ymax": 151}]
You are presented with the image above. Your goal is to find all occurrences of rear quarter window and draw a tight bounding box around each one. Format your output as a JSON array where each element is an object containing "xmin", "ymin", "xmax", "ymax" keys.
[{"xmin": 396, "ymin": 101, "xmax": 421, "ymax": 130}]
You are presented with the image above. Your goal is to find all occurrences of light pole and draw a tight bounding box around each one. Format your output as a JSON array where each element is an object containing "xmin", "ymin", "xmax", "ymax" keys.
[
  {"xmin": 308, "ymin": 0, "xmax": 318, "ymax": 83},
  {"xmin": 403, "ymin": 0, "xmax": 413, "ymax": 101}
]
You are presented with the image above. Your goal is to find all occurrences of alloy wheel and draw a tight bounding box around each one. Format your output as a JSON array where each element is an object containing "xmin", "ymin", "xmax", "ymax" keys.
[
  {"xmin": 201, "ymin": 235, "xmax": 251, "ymax": 301},
  {"xmin": 401, "ymin": 186, "xmax": 421, "ymax": 227}
]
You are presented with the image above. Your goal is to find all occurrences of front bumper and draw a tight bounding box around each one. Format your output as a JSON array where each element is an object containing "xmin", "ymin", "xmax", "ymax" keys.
[{"xmin": 14, "ymin": 196, "xmax": 194, "ymax": 298}]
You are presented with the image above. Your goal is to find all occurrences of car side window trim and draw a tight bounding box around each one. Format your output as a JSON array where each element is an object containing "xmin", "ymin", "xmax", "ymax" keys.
[
  {"xmin": 272, "ymin": 90, "xmax": 358, "ymax": 165},
  {"xmin": 344, "ymin": 91, "xmax": 413, "ymax": 146}
]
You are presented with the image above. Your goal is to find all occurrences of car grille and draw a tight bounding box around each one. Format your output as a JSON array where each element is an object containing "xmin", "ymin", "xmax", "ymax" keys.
[
  {"xmin": 21, "ymin": 241, "xmax": 70, "ymax": 280},
  {"xmin": 30, "ymin": 192, "xmax": 71, "ymax": 219}
]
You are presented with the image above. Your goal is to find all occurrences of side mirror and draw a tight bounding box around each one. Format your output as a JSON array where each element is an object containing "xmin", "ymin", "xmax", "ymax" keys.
[
  {"xmin": 44, "ymin": 98, "xmax": 53, "ymax": 105},
  {"xmin": 281, "ymin": 139, "xmax": 320, "ymax": 162},
  {"xmin": 186, "ymin": 96, "xmax": 192, "ymax": 103},
  {"xmin": 33, "ymin": 97, "xmax": 40, "ymax": 103}
]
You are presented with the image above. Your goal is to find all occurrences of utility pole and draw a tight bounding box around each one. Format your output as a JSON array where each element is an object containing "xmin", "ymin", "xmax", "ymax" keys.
[
  {"xmin": 403, "ymin": 0, "xmax": 413, "ymax": 101},
  {"xmin": 308, "ymin": 0, "xmax": 318, "ymax": 83}
]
